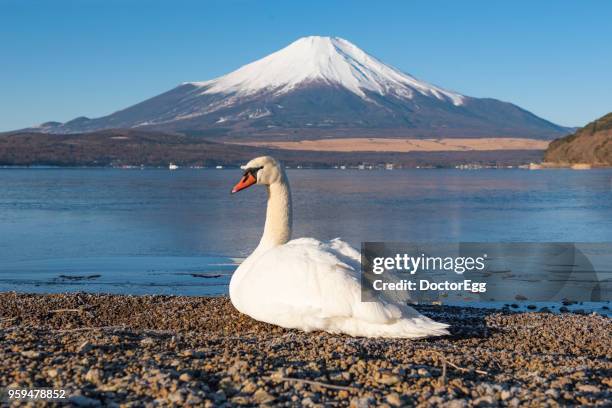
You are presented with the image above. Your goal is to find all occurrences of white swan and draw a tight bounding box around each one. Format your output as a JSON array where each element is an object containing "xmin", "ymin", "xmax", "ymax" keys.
[{"xmin": 229, "ymin": 156, "xmax": 449, "ymax": 338}]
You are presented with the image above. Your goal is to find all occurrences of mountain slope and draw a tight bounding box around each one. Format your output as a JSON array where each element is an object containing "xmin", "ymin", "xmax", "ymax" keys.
[
  {"xmin": 33, "ymin": 36, "xmax": 570, "ymax": 140},
  {"xmin": 544, "ymin": 112, "xmax": 612, "ymax": 166}
]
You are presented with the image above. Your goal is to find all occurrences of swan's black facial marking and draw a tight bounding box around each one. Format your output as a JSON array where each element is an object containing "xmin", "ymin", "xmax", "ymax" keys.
[{"xmin": 242, "ymin": 166, "xmax": 263, "ymax": 179}]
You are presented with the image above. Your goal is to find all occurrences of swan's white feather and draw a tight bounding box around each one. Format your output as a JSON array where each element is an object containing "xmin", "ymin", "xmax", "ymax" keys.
[{"xmin": 230, "ymin": 237, "xmax": 449, "ymax": 338}]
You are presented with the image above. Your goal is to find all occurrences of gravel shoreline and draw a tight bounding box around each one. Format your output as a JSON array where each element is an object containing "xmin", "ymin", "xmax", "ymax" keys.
[{"xmin": 0, "ymin": 293, "xmax": 610, "ymax": 407}]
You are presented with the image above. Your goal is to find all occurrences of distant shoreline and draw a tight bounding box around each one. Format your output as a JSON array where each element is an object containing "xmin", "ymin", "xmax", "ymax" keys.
[
  {"xmin": 4, "ymin": 163, "xmax": 612, "ymax": 170},
  {"xmin": 0, "ymin": 130, "xmax": 546, "ymax": 169}
]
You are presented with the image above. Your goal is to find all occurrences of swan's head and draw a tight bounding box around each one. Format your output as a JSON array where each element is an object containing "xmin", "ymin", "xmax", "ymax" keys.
[{"xmin": 231, "ymin": 156, "xmax": 283, "ymax": 194}]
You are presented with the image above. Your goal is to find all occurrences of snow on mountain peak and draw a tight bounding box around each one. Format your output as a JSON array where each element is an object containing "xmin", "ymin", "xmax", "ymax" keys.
[{"xmin": 189, "ymin": 36, "xmax": 465, "ymax": 106}]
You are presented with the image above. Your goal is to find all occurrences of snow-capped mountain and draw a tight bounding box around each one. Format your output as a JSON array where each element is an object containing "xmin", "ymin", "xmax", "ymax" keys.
[
  {"xmin": 35, "ymin": 36, "xmax": 569, "ymax": 139},
  {"xmin": 191, "ymin": 36, "xmax": 465, "ymax": 106}
]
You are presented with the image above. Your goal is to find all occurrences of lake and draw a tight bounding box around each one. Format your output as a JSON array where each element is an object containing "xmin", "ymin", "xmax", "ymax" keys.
[{"xmin": 1, "ymin": 168, "xmax": 611, "ymax": 305}]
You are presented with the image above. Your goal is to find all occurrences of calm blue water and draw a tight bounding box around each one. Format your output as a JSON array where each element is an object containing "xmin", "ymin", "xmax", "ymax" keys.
[{"xmin": 1, "ymin": 168, "xmax": 611, "ymax": 307}]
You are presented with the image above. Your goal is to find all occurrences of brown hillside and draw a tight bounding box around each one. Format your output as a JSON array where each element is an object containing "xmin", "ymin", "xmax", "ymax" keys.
[{"xmin": 544, "ymin": 113, "xmax": 612, "ymax": 166}]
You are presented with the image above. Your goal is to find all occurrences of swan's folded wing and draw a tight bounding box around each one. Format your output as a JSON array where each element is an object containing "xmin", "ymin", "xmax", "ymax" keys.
[
  {"xmin": 327, "ymin": 238, "xmax": 414, "ymax": 305},
  {"xmin": 241, "ymin": 239, "xmax": 406, "ymax": 327}
]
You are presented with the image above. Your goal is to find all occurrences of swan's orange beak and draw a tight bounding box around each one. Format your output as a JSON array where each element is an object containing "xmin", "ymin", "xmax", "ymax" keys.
[{"xmin": 231, "ymin": 172, "xmax": 257, "ymax": 194}]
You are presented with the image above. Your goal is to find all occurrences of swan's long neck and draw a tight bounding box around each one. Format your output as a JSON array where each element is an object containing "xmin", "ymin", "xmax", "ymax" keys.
[{"xmin": 257, "ymin": 175, "xmax": 292, "ymax": 252}]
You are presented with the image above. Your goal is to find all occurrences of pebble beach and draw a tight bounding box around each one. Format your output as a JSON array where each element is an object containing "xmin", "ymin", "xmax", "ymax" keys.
[{"xmin": 0, "ymin": 293, "xmax": 610, "ymax": 407}]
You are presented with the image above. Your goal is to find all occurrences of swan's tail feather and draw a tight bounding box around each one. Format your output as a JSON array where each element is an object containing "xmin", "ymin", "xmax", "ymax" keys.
[
  {"xmin": 347, "ymin": 299, "xmax": 450, "ymax": 338},
  {"xmin": 327, "ymin": 316, "xmax": 450, "ymax": 339},
  {"xmin": 394, "ymin": 318, "xmax": 450, "ymax": 339},
  {"xmin": 373, "ymin": 317, "xmax": 450, "ymax": 339}
]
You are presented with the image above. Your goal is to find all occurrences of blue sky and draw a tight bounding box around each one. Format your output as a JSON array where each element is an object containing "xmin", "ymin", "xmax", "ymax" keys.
[{"xmin": 1, "ymin": 0, "xmax": 611, "ymax": 130}]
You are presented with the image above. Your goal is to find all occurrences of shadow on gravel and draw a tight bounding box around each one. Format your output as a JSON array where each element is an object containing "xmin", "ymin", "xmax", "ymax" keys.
[{"xmin": 414, "ymin": 304, "xmax": 510, "ymax": 341}]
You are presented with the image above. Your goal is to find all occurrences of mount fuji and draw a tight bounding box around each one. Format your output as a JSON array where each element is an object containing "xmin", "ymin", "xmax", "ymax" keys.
[{"xmin": 34, "ymin": 36, "xmax": 569, "ymax": 140}]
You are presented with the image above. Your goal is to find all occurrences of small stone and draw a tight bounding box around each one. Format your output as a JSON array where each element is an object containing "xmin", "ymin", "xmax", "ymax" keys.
[
  {"xmin": 417, "ymin": 368, "xmax": 431, "ymax": 378},
  {"xmin": 500, "ymin": 390, "xmax": 512, "ymax": 400},
  {"xmin": 231, "ymin": 395, "xmax": 249, "ymax": 405},
  {"xmin": 378, "ymin": 373, "xmax": 400, "ymax": 385},
  {"xmin": 302, "ymin": 397, "xmax": 314, "ymax": 406},
  {"xmin": 241, "ymin": 380, "xmax": 257, "ymax": 394},
  {"xmin": 140, "ymin": 337, "xmax": 155, "ymax": 346},
  {"xmin": 508, "ymin": 398, "xmax": 521, "ymax": 407},
  {"xmin": 338, "ymin": 390, "xmax": 350, "ymax": 399},
  {"xmin": 576, "ymin": 384, "xmax": 600, "ymax": 393},
  {"xmin": 179, "ymin": 372, "xmax": 193, "ymax": 382},
  {"xmin": 47, "ymin": 368, "xmax": 61, "ymax": 378},
  {"xmin": 545, "ymin": 388, "xmax": 559, "ymax": 398},
  {"xmin": 350, "ymin": 397, "xmax": 374, "ymax": 408},
  {"xmin": 85, "ymin": 368, "xmax": 103, "ymax": 384},
  {"xmin": 477, "ymin": 383, "xmax": 495, "ymax": 396},
  {"xmin": 269, "ymin": 368, "xmax": 287, "ymax": 381},
  {"xmin": 213, "ymin": 390, "xmax": 226, "ymax": 402},
  {"xmin": 427, "ymin": 396, "xmax": 444, "ymax": 405},
  {"xmin": 386, "ymin": 392, "xmax": 402, "ymax": 406},
  {"xmin": 473, "ymin": 395, "xmax": 494, "ymax": 406},
  {"xmin": 21, "ymin": 350, "xmax": 43, "ymax": 359},
  {"xmin": 253, "ymin": 389, "xmax": 275, "ymax": 404},
  {"xmin": 329, "ymin": 371, "xmax": 351, "ymax": 382},
  {"xmin": 185, "ymin": 395, "xmax": 203, "ymax": 405},
  {"xmin": 168, "ymin": 391, "xmax": 184, "ymax": 403},
  {"xmin": 446, "ymin": 399, "xmax": 467, "ymax": 408}
]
